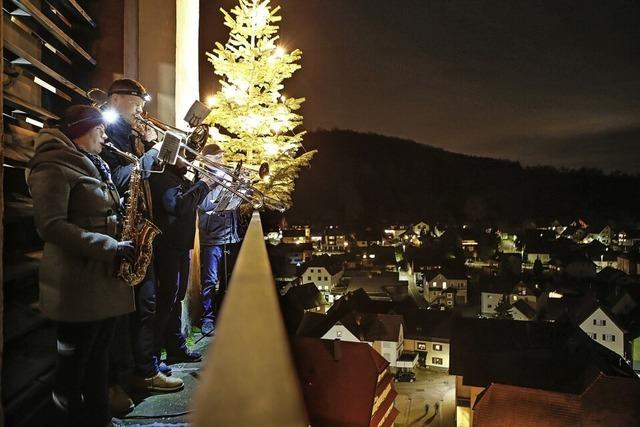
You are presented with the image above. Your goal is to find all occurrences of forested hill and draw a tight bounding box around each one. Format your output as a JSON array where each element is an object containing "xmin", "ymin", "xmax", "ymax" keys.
[{"xmin": 283, "ymin": 129, "xmax": 640, "ymax": 227}]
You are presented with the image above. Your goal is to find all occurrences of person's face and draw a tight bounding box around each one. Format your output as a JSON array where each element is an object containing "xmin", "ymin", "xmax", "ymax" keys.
[
  {"xmin": 75, "ymin": 124, "xmax": 107, "ymax": 154},
  {"xmin": 110, "ymin": 94, "xmax": 145, "ymax": 123},
  {"xmin": 205, "ymin": 152, "xmax": 224, "ymax": 164}
]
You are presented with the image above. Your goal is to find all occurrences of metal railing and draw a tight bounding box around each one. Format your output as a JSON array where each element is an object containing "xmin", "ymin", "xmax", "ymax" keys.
[{"xmin": 191, "ymin": 211, "xmax": 309, "ymax": 427}]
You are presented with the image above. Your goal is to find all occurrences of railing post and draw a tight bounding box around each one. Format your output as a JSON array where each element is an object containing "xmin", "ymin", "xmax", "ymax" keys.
[{"xmin": 191, "ymin": 211, "xmax": 308, "ymax": 427}]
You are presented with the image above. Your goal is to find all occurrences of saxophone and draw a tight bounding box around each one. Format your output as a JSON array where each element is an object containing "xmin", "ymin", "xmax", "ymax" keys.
[{"xmin": 104, "ymin": 142, "xmax": 160, "ymax": 286}]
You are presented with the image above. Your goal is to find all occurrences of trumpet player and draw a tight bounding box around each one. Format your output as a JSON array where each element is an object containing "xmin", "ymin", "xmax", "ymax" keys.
[
  {"xmin": 99, "ymin": 79, "xmax": 182, "ymax": 404},
  {"xmin": 28, "ymin": 105, "xmax": 136, "ymax": 426},
  {"xmin": 149, "ymin": 150, "xmax": 217, "ymax": 366}
]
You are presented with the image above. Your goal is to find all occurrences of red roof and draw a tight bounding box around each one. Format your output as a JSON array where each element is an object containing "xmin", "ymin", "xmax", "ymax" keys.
[
  {"xmin": 291, "ymin": 337, "xmax": 396, "ymax": 427},
  {"xmin": 474, "ymin": 374, "xmax": 640, "ymax": 426}
]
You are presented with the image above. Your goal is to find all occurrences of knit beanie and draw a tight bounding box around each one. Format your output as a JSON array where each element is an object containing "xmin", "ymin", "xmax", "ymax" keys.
[
  {"xmin": 201, "ymin": 143, "xmax": 223, "ymax": 156},
  {"xmin": 60, "ymin": 105, "xmax": 105, "ymax": 139}
]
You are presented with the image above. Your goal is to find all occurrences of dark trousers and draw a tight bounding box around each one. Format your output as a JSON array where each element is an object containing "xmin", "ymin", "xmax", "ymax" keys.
[
  {"xmin": 54, "ymin": 317, "xmax": 116, "ymax": 427},
  {"xmin": 130, "ymin": 265, "xmax": 158, "ymax": 377},
  {"xmin": 200, "ymin": 245, "xmax": 224, "ymax": 324},
  {"xmin": 154, "ymin": 245, "xmax": 190, "ymax": 357},
  {"xmin": 200, "ymin": 243, "xmax": 240, "ymax": 324}
]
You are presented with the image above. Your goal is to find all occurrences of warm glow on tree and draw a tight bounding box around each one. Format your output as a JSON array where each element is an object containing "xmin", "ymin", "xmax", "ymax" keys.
[{"xmin": 204, "ymin": 0, "xmax": 315, "ymax": 210}]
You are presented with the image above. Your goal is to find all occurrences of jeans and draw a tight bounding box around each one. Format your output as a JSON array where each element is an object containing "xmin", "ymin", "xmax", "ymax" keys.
[
  {"xmin": 200, "ymin": 245, "xmax": 224, "ymax": 324},
  {"xmin": 54, "ymin": 318, "xmax": 116, "ymax": 427},
  {"xmin": 154, "ymin": 245, "xmax": 190, "ymax": 357}
]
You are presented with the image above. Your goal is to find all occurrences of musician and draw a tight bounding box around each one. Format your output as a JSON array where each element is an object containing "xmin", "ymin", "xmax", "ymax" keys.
[
  {"xmin": 28, "ymin": 105, "xmax": 136, "ymax": 426},
  {"xmin": 100, "ymin": 79, "xmax": 182, "ymax": 397},
  {"xmin": 197, "ymin": 144, "xmax": 242, "ymax": 336},
  {"xmin": 149, "ymin": 151, "xmax": 216, "ymax": 365}
]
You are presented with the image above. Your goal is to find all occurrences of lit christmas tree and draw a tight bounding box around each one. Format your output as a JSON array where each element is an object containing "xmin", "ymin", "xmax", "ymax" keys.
[{"xmin": 204, "ymin": 0, "xmax": 315, "ymax": 210}]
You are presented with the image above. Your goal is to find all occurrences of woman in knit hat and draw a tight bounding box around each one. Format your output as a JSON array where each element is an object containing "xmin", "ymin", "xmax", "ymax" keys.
[{"xmin": 28, "ymin": 104, "xmax": 136, "ymax": 426}]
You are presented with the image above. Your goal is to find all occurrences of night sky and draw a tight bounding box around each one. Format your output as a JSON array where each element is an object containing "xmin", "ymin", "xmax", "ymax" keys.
[{"xmin": 200, "ymin": 0, "xmax": 640, "ymax": 173}]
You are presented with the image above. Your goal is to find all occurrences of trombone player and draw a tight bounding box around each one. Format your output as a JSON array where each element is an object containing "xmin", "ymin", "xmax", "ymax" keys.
[
  {"xmin": 99, "ymin": 79, "xmax": 182, "ymax": 409},
  {"xmin": 197, "ymin": 144, "xmax": 243, "ymax": 336}
]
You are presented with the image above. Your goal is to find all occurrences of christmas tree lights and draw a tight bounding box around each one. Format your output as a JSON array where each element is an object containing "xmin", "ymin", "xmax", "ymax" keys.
[{"xmin": 204, "ymin": 0, "xmax": 315, "ymax": 210}]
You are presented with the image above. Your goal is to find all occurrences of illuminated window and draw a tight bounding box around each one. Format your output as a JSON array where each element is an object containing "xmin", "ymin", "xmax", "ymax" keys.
[
  {"xmin": 336, "ymin": 330, "xmax": 342, "ymax": 338},
  {"xmin": 417, "ymin": 343, "xmax": 427, "ymax": 351},
  {"xmin": 433, "ymin": 344, "xmax": 442, "ymax": 351},
  {"xmin": 432, "ymin": 357, "xmax": 443, "ymax": 365}
]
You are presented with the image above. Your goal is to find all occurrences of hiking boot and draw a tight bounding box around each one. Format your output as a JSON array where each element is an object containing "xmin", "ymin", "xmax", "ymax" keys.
[
  {"xmin": 130, "ymin": 372, "xmax": 184, "ymax": 392},
  {"xmin": 108, "ymin": 385, "xmax": 134, "ymax": 414}
]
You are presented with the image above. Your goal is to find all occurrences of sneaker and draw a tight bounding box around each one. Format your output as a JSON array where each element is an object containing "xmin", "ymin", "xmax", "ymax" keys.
[
  {"xmin": 130, "ymin": 372, "xmax": 184, "ymax": 392},
  {"xmin": 108, "ymin": 385, "xmax": 134, "ymax": 414},
  {"xmin": 158, "ymin": 362, "xmax": 172, "ymax": 376},
  {"xmin": 166, "ymin": 350, "xmax": 202, "ymax": 364},
  {"xmin": 201, "ymin": 321, "xmax": 215, "ymax": 336}
]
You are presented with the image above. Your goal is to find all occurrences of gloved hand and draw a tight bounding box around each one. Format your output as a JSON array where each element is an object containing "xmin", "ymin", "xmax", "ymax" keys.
[{"xmin": 116, "ymin": 240, "xmax": 136, "ymax": 263}]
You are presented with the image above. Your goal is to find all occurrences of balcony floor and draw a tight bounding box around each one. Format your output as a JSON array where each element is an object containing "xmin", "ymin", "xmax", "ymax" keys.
[{"xmin": 118, "ymin": 333, "xmax": 213, "ymax": 426}]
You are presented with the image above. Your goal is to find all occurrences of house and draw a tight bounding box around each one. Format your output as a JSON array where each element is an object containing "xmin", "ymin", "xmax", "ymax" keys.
[
  {"xmin": 449, "ymin": 318, "xmax": 639, "ymax": 427},
  {"xmin": 353, "ymin": 227, "xmax": 383, "ymax": 248},
  {"xmin": 412, "ymin": 221, "xmax": 430, "ymax": 236},
  {"xmin": 424, "ymin": 270, "xmax": 468, "ymax": 306},
  {"xmin": 321, "ymin": 312, "xmax": 407, "ymax": 368},
  {"xmin": 284, "ymin": 283, "xmax": 327, "ymax": 313},
  {"xmin": 344, "ymin": 271, "xmax": 406, "ymax": 300},
  {"xmin": 297, "ymin": 306, "xmax": 416, "ymax": 369},
  {"xmin": 576, "ymin": 302, "xmax": 627, "ymax": 359},
  {"xmin": 300, "ymin": 256, "xmax": 344, "ymax": 293},
  {"xmin": 550, "ymin": 251, "xmax": 597, "ymax": 280},
  {"xmin": 524, "ymin": 240, "xmax": 552, "ymax": 264},
  {"xmin": 357, "ymin": 244, "xmax": 397, "ymax": 270},
  {"xmin": 617, "ymin": 229, "xmax": 640, "ymax": 248},
  {"xmin": 281, "ymin": 227, "xmax": 309, "ymax": 245},
  {"xmin": 268, "ymin": 242, "xmax": 313, "ymax": 265},
  {"xmin": 511, "ymin": 299, "xmax": 537, "ymax": 321},
  {"xmin": 540, "ymin": 294, "xmax": 628, "ymax": 360},
  {"xmin": 403, "ymin": 309, "xmax": 455, "ymax": 368},
  {"xmin": 322, "ymin": 226, "xmax": 348, "ymax": 252},
  {"xmin": 383, "ymin": 225, "xmax": 408, "ymax": 242},
  {"xmin": 291, "ymin": 337, "xmax": 399, "ymax": 427},
  {"xmin": 617, "ymin": 252, "xmax": 639, "ymax": 275},
  {"xmin": 281, "ymin": 283, "xmax": 328, "ymax": 334},
  {"xmin": 473, "ymin": 376, "xmax": 640, "ymax": 427},
  {"xmin": 480, "ymin": 281, "xmax": 538, "ymax": 318}
]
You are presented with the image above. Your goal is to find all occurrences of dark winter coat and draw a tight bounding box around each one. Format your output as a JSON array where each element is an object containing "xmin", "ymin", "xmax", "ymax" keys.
[
  {"xmin": 149, "ymin": 165, "xmax": 211, "ymax": 250},
  {"xmin": 198, "ymin": 191, "xmax": 241, "ymax": 246},
  {"xmin": 102, "ymin": 119, "xmax": 158, "ymax": 194},
  {"xmin": 28, "ymin": 128, "xmax": 135, "ymax": 322}
]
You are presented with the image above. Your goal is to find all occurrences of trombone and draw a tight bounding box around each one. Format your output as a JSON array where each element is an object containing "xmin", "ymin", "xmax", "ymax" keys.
[{"xmin": 136, "ymin": 113, "xmax": 286, "ymax": 212}]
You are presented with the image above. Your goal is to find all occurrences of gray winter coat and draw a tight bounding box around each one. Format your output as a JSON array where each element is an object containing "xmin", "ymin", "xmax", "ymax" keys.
[{"xmin": 28, "ymin": 128, "xmax": 135, "ymax": 322}]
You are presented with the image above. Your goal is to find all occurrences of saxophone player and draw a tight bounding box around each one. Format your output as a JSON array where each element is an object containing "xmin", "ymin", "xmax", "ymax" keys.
[
  {"xmin": 28, "ymin": 105, "xmax": 136, "ymax": 426},
  {"xmin": 99, "ymin": 79, "xmax": 182, "ymax": 407}
]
